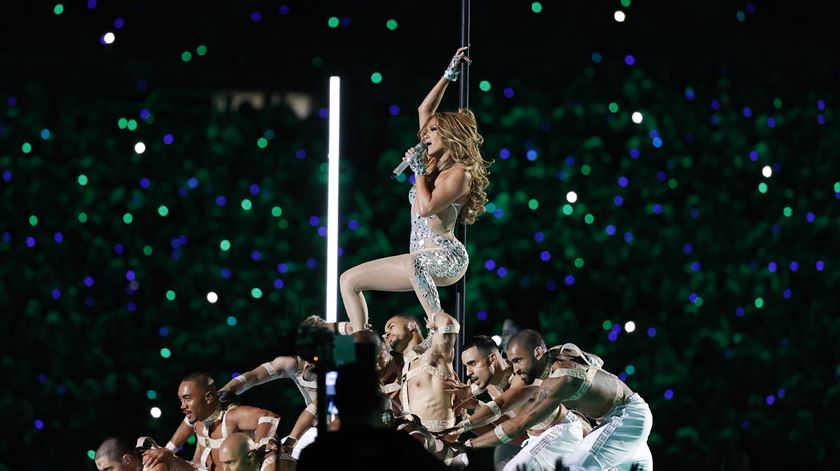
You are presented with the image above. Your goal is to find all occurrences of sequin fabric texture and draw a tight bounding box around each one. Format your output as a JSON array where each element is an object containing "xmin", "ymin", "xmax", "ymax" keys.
[{"xmin": 408, "ymin": 185, "xmax": 469, "ymax": 314}]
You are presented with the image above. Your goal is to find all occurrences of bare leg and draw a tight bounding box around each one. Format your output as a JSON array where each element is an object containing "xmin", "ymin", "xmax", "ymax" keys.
[{"xmin": 341, "ymin": 252, "xmax": 460, "ymax": 332}]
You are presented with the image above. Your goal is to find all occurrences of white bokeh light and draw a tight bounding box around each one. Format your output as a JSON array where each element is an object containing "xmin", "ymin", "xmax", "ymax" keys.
[
  {"xmin": 150, "ymin": 407, "xmax": 162, "ymax": 418},
  {"xmin": 631, "ymin": 112, "xmax": 643, "ymax": 124},
  {"xmin": 614, "ymin": 10, "xmax": 626, "ymax": 22},
  {"xmin": 103, "ymin": 32, "xmax": 115, "ymax": 44},
  {"xmin": 624, "ymin": 321, "xmax": 636, "ymax": 333},
  {"xmin": 566, "ymin": 191, "xmax": 578, "ymax": 203},
  {"xmin": 491, "ymin": 335, "xmax": 502, "ymax": 346},
  {"xmin": 207, "ymin": 292, "xmax": 218, "ymax": 303},
  {"xmin": 762, "ymin": 165, "xmax": 772, "ymax": 178},
  {"xmin": 134, "ymin": 142, "xmax": 146, "ymax": 154}
]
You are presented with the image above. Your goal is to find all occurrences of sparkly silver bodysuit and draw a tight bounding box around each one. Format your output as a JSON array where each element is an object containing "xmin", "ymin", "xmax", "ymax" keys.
[{"xmin": 408, "ymin": 185, "xmax": 469, "ymax": 314}]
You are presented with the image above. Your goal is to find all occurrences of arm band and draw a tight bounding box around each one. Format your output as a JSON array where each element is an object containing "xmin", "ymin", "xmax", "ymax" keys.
[
  {"xmin": 232, "ymin": 374, "xmax": 252, "ymax": 393},
  {"xmin": 165, "ymin": 441, "xmax": 177, "ymax": 452},
  {"xmin": 257, "ymin": 416, "xmax": 280, "ymax": 438},
  {"xmin": 260, "ymin": 362, "xmax": 279, "ymax": 378},
  {"xmin": 305, "ymin": 403, "xmax": 317, "ymax": 416},
  {"xmin": 494, "ymin": 424, "xmax": 513, "ymax": 444},
  {"xmin": 487, "ymin": 400, "xmax": 502, "ymax": 421}
]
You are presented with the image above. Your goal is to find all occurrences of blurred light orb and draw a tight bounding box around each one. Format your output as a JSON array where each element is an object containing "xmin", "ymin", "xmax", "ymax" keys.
[
  {"xmin": 624, "ymin": 321, "xmax": 636, "ymax": 333},
  {"xmin": 614, "ymin": 10, "xmax": 626, "ymax": 22},
  {"xmin": 103, "ymin": 32, "xmax": 115, "ymax": 44},
  {"xmin": 762, "ymin": 165, "xmax": 772, "ymax": 178},
  {"xmin": 632, "ymin": 112, "xmax": 643, "ymax": 124},
  {"xmin": 207, "ymin": 292, "xmax": 218, "ymax": 303},
  {"xmin": 134, "ymin": 142, "xmax": 146, "ymax": 154},
  {"xmin": 150, "ymin": 407, "xmax": 162, "ymax": 418},
  {"xmin": 566, "ymin": 191, "xmax": 578, "ymax": 203}
]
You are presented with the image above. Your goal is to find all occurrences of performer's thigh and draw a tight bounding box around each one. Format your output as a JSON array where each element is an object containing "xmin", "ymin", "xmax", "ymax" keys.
[{"xmin": 343, "ymin": 254, "xmax": 416, "ymax": 292}]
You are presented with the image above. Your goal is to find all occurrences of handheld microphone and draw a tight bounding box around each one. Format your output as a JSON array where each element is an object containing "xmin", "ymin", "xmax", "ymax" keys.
[{"xmin": 391, "ymin": 143, "xmax": 427, "ymax": 179}]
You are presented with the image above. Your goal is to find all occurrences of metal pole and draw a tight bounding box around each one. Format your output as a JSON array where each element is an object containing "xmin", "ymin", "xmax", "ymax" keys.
[{"xmin": 454, "ymin": 0, "xmax": 470, "ymax": 381}]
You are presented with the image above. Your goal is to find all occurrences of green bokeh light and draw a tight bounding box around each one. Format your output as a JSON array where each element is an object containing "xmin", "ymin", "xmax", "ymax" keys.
[
  {"xmin": 160, "ymin": 348, "xmax": 171, "ymax": 358},
  {"xmin": 755, "ymin": 297, "xmax": 764, "ymax": 309},
  {"xmin": 251, "ymin": 288, "xmax": 263, "ymax": 299},
  {"xmin": 220, "ymin": 240, "xmax": 231, "ymax": 251},
  {"xmin": 581, "ymin": 165, "xmax": 591, "ymax": 175},
  {"xmin": 87, "ymin": 450, "xmax": 95, "ymax": 460},
  {"xmin": 196, "ymin": 45, "xmax": 208, "ymax": 56},
  {"xmin": 53, "ymin": 4, "xmax": 64, "ymax": 15},
  {"xmin": 602, "ymin": 320, "xmax": 612, "ymax": 331},
  {"xmin": 386, "ymin": 19, "xmax": 398, "ymax": 30},
  {"xmin": 127, "ymin": 119, "xmax": 137, "ymax": 131},
  {"xmin": 22, "ymin": 142, "xmax": 32, "ymax": 154},
  {"xmin": 143, "ymin": 245, "xmax": 153, "ymax": 256},
  {"xmin": 608, "ymin": 102, "xmax": 619, "ymax": 113},
  {"xmin": 773, "ymin": 98, "xmax": 783, "ymax": 109},
  {"xmin": 531, "ymin": 2, "xmax": 543, "ymax": 13},
  {"xmin": 758, "ymin": 182, "xmax": 768, "ymax": 193},
  {"xmin": 736, "ymin": 11, "xmax": 746, "ymax": 22},
  {"xmin": 625, "ymin": 364, "xmax": 636, "ymax": 375},
  {"xmin": 181, "ymin": 51, "xmax": 192, "ymax": 62},
  {"xmin": 187, "ymin": 435, "xmax": 196, "ymax": 445},
  {"xmin": 327, "ymin": 17, "xmax": 340, "ymax": 28},
  {"xmin": 147, "ymin": 390, "xmax": 157, "ymax": 400},
  {"xmin": 77, "ymin": 175, "xmax": 88, "ymax": 186},
  {"xmin": 29, "ymin": 215, "xmax": 38, "ymax": 226},
  {"xmin": 783, "ymin": 207, "xmax": 792, "ymax": 217},
  {"xmin": 528, "ymin": 199, "xmax": 539, "ymax": 210},
  {"xmin": 165, "ymin": 290, "xmax": 176, "ymax": 301},
  {"xmin": 158, "ymin": 205, "xmax": 169, "ymax": 217},
  {"xmin": 694, "ymin": 297, "xmax": 704, "ymax": 307},
  {"xmin": 78, "ymin": 212, "xmax": 88, "ymax": 223},
  {"xmin": 241, "ymin": 199, "xmax": 252, "ymax": 211},
  {"xmin": 227, "ymin": 316, "xmax": 238, "ymax": 326},
  {"xmin": 271, "ymin": 207, "xmax": 283, "ymax": 217},
  {"xmin": 479, "ymin": 81, "xmax": 492, "ymax": 92},
  {"xmin": 620, "ymin": 0, "xmax": 632, "ymax": 6},
  {"xmin": 584, "ymin": 214, "xmax": 595, "ymax": 224},
  {"xmin": 562, "ymin": 204, "xmax": 574, "ymax": 215},
  {"xmin": 370, "ymin": 72, "xmax": 383, "ymax": 84},
  {"xmin": 122, "ymin": 213, "xmax": 133, "ymax": 224},
  {"xmin": 118, "ymin": 118, "xmax": 128, "ymax": 129},
  {"xmin": 257, "ymin": 137, "xmax": 268, "ymax": 148},
  {"xmin": 574, "ymin": 258, "xmax": 585, "ymax": 268}
]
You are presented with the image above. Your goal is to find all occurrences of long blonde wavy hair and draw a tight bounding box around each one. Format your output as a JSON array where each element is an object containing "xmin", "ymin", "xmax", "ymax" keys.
[{"xmin": 419, "ymin": 108, "xmax": 491, "ymax": 225}]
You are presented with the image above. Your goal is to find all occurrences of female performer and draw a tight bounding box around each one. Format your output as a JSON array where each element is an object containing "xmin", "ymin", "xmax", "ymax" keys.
[{"xmin": 340, "ymin": 47, "xmax": 491, "ymax": 333}]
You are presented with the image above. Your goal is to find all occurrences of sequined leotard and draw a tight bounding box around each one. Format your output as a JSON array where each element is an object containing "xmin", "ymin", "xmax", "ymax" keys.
[{"xmin": 408, "ymin": 185, "xmax": 469, "ymax": 314}]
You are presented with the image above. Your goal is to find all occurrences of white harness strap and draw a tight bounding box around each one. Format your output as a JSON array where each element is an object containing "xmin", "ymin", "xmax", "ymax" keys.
[
  {"xmin": 380, "ymin": 381, "xmax": 401, "ymax": 394},
  {"xmin": 198, "ymin": 409, "xmax": 231, "ymax": 466},
  {"xmin": 399, "ymin": 349, "xmax": 456, "ymax": 432}
]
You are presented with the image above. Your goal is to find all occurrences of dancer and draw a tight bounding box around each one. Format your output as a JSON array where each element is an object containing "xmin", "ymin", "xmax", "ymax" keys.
[
  {"xmin": 461, "ymin": 330, "xmax": 653, "ymax": 470},
  {"xmin": 340, "ymin": 46, "xmax": 491, "ymax": 332},
  {"xmin": 382, "ymin": 312, "xmax": 467, "ymax": 467},
  {"xmin": 141, "ymin": 372, "xmax": 280, "ymax": 470}
]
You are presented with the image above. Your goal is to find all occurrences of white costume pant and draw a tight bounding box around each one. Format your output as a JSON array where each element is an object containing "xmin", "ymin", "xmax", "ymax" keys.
[
  {"xmin": 282, "ymin": 426, "xmax": 318, "ymax": 460},
  {"xmin": 564, "ymin": 393, "xmax": 653, "ymax": 471},
  {"xmin": 504, "ymin": 411, "xmax": 584, "ymax": 471}
]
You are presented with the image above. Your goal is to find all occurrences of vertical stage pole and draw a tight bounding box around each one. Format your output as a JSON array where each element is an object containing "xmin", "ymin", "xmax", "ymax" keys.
[
  {"xmin": 326, "ymin": 77, "xmax": 341, "ymax": 324},
  {"xmin": 454, "ymin": 0, "xmax": 470, "ymax": 381}
]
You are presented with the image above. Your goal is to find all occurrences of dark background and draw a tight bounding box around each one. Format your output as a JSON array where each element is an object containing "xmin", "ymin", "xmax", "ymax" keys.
[{"xmin": 1, "ymin": 0, "xmax": 839, "ymax": 469}]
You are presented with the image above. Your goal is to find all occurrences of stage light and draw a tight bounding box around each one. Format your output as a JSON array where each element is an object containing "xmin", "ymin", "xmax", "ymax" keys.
[
  {"xmin": 566, "ymin": 191, "xmax": 578, "ymax": 203},
  {"xmin": 103, "ymin": 32, "xmax": 115, "ymax": 44},
  {"xmin": 614, "ymin": 10, "xmax": 626, "ymax": 22},
  {"xmin": 632, "ymin": 111, "xmax": 643, "ymax": 123},
  {"xmin": 150, "ymin": 407, "xmax": 162, "ymax": 418},
  {"xmin": 134, "ymin": 142, "xmax": 146, "ymax": 154},
  {"xmin": 207, "ymin": 292, "xmax": 218, "ymax": 303},
  {"xmin": 326, "ymin": 76, "xmax": 341, "ymax": 323},
  {"xmin": 625, "ymin": 321, "xmax": 636, "ymax": 333}
]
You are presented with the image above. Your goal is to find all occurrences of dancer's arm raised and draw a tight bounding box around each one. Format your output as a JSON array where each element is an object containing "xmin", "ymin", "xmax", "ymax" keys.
[{"xmin": 418, "ymin": 47, "xmax": 470, "ymax": 128}]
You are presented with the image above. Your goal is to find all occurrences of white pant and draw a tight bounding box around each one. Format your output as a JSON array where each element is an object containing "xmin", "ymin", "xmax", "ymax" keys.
[
  {"xmin": 504, "ymin": 412, "xmax": 584, "ymax": 471},
  {"xmin": 564, "ymin": 394, "xmax": 653, "ymax": 471},
  {"xmin": 282, "ymin": 426, "xmax": 318, "ymax": 460}
]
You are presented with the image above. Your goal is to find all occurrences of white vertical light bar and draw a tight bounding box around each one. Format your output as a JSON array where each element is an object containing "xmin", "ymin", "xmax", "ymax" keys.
[{"xmin": 326, "ymin": 76, "xmax": 341, "ymax": 323}]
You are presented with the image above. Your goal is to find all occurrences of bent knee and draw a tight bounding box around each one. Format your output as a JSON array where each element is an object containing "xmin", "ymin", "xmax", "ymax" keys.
[{"xmin": 339, "ymin": 269, "xmax": 361, "ymax": 292}]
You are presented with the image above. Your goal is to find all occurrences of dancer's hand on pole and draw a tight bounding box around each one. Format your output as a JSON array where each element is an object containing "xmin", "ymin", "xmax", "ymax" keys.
[{"xmin": 443, "ymin": 46, "xmax": 471, "ymax": 82}]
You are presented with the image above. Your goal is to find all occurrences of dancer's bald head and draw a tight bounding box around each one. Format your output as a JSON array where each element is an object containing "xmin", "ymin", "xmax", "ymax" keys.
[
  {"xmin": 507, "ymin": 329, "xmax": 546, "ymax": 352},
  {"xmin": 506, "ymin": 329, "xmax": 548, "ymax": 385},
  {"xmin": 219, "ymin": 432, "xmax": 256, "ymax": 471}
]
